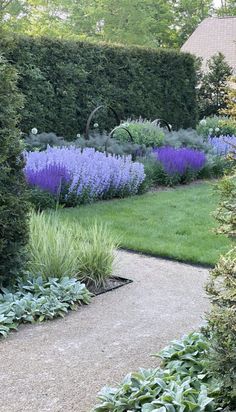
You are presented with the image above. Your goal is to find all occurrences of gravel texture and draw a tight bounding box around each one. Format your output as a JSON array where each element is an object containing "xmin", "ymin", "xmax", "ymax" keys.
[{"xmin": 0, "ymin": 251, "xmax": 210, "ymax": 412}]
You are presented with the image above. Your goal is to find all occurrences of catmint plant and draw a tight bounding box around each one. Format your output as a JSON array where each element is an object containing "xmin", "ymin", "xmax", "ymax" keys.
[{"xmin": 24, "ymin": 146, "xmax": 145, "ymax": 205}]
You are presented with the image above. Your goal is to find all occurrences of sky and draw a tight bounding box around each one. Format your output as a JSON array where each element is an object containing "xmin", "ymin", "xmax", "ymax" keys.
[{"xmin": 214, "ymin": 0, "xmax": 221, "ymax": 7}]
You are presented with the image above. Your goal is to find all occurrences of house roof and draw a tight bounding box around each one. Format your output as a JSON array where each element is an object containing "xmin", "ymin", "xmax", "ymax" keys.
[{"xmin": 181, "ymin": 17, "xmax": 236, "ymax": 73}]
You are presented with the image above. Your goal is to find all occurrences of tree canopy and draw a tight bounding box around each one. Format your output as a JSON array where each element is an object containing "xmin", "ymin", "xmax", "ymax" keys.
[{"xmin": 0, "ymin": 0, "xmax": 235, "ymax": 48}]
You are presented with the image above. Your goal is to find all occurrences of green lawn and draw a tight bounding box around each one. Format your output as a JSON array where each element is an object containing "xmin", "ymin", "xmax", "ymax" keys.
[{"xmin": 59, "ymin": 182, "xmax": 231, "ymax": 266}]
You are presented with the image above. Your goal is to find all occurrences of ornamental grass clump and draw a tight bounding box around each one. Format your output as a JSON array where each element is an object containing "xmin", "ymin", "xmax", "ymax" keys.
[
  {"xmin": 76, "ymin": 222, "xmax": 117, "ymax": 288},
  {"xmin": 24, "ymin": 147, "xmax": 145, "ymax": 206},
  {"xmin": 28, "ymin": 211, "xmax": 79, "ymax": 279},
  {"xmin": 28, "ymin": 211, "xmax": 116, "ymax": 288}
]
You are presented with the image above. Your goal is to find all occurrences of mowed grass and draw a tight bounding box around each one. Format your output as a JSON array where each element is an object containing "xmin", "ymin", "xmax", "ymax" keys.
[{"xmin": 59, "ymin": 182, "xmax": 231, "ymax": 266}]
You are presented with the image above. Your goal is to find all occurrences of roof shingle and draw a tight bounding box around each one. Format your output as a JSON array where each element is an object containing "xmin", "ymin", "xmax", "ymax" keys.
[{"xmin": 181, "ymin": 17, "xmax": 236, "ymax": 72}]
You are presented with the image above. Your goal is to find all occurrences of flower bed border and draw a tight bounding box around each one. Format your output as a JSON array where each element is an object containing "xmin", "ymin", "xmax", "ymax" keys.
[{"xmin": 92, "ymin": 276, "xmax": 133, "ymax": 296}]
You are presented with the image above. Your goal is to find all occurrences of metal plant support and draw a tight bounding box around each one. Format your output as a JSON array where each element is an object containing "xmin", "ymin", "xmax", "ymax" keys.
[
  {"xmin": 152, "ymin": 118, "xmax": 172, "ymax": 132},
  {"xmin": 85, "ymin": 105, "xmax": 120, "ymax": 140},
  {"xmin": 105, "ymin": 126, "xmax": 134, "ymax": 154}
]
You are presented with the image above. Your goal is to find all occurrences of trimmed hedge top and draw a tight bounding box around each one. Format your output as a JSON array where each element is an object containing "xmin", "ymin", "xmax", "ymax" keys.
[{"xmin": 0, "ymin": 36, "xmax": 197, "ymax": 138}]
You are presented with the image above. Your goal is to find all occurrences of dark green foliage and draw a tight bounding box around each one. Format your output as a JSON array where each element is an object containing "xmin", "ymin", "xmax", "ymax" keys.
[
  {"xmin": 0, "ymin": 36, "xmax": 197, "ymax": 138},
  {"xmin": 206, "ymin": 159, "xmax": 236, "ymax": 408},
  {"xmin": 27, "ymin": 187, "xmax": 57, "ymax": 211},
  {"xmin": 198, "ymin": 53, "xmax": 232, "ymax": 118},
  {"xmin": 199, "ymin": 155, "xmax": 229, "ymax": 179},
  {"xmin": 0, "ymin": 55, "xmax": 29, "ymax": 286}
]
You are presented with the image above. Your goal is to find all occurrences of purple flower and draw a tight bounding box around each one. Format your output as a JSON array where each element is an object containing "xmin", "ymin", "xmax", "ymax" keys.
[
  {"xmin": 25, "ymin": 163, "xmax": 71, "ymax": 195},
  {"xmin": 208, "ymin": 135, "xmax": 236, "ymax": 156},
  {"xmin": 24, "ymin": 147, "xmax": 145, "ymax": 203},
  {"xmin": 152, "ymin": 146, "xmax": 206, "ymax": 176}
]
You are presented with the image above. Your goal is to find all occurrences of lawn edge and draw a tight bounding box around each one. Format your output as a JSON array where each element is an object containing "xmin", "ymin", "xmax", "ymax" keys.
[{"xmin": 119, "ymin": 247, "xmax": 214, "ymax": 269}]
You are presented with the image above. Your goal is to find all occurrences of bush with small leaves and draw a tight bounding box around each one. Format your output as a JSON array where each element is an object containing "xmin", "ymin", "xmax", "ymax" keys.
[
  {"xmin": 114, "ymin": 118, "xmax": 165, "ymax": 147},
  {"xmin": 197, "ymin": 116, "xmax": 236, "ymax": 138},
  {"xmin": 163, "ymin": 128, "xmax": 211, "ymax": 152},
  {"xmin": 27, "ymin": 187, "xmax": 57, "ymax": 211},
  {"xmin": 206, "ymin": 154, "xmax": 236, "ymax": 408},
  {"xmin": 24, "ymin": 131, "xmax": 68, "ymax": 151},
  {"xmin": 0, "ymin": 55, "xmax": 29, "ymax": 287}
]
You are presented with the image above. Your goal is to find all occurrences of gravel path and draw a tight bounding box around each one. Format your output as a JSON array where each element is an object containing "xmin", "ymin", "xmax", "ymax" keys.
[{"xmin": 0, "ymin": 251, "xmax": 210, "ymax": 412}]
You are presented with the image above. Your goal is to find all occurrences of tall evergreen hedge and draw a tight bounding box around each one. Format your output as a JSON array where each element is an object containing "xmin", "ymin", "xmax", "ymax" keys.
[
  {"xmin": 0, "ymin": 55, "xmax": 29, "ymax": 286},
  {"xmin": 0, "ymin": 36, "xmax": 197, "ymax": 138}
]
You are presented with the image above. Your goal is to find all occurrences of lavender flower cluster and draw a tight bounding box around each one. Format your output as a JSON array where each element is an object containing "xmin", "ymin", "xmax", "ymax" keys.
[
  {"xmin": 153, "ymin": 146, "xmax": 206, "ymax": 176},
  {"xmin": 208, "ymin": 135, "xmax": 236, "ymax": 156},
  {"xmin": 24, "ymin": 147, "xmax": 145, "ymax": 204}
]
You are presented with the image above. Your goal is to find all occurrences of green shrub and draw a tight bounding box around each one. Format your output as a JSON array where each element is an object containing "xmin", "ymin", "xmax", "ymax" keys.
[
  {"xmin": 1, "ymin": 36, "xmax": 197, "ymax": 137},
  {"xmin": 24, "ymin": 131, "xmax": 67, "ymax": 151},
  {"xmin": 197, "ymin": 116, "xmax": 236, "ymax": 138},
  {"xmin": 0, "ymin": 55, "xmax": 29, "ymax": 286},
  {"xmin": 206, "ymin": 159, "xmax": 236, "ymax": 408},
  {"xmin": 76, "ymin": 133, "xmax": 148, "ymax": 159},
  {"xmin": 28, "ymin": 211, "xmax": 116, "ymax": 288},
  {"xmin": 163, "ymin": 128, "xmax": 211, "ymax": 152},
  {"xmin": 93, "ymin": 332, "xmax": 221, "ymax": 411},
  {"xmin": 197, "ymin": 52, "xmax": 232, "ymax": 118},
  {"xmin": 27, "ymin": 187, "xmax": 57, "ymax": 211},
  {"xmin": 218, "ymin": 119, "xmax": 236, "ymax": 137},
  {"xmin": 199, "ymin": 155, "xmax": 229, "ymax": 179},
  {"xmin": 140, "ymin": 156, "xmax": 205, "ymax": 187},
  {"xmin": 0, "ymin": 275, "xmax": 91, "ymax": 337},
  {"xmin": 24, "ymin": 130, "xmax": 148, "ymax": 159},
  {"xmin": 114, "ymin": 118, "xmax": 165, "ymax": 147}
]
